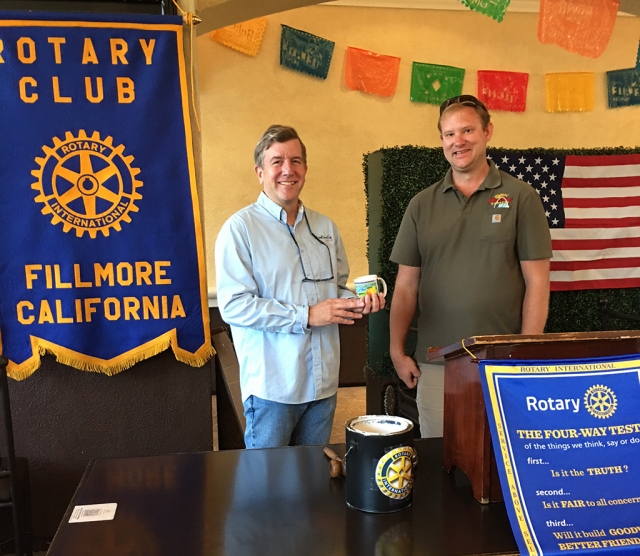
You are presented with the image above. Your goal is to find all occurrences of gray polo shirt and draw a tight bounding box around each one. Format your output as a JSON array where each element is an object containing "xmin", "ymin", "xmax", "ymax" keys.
[{"xmin": 390, "ymin": 161, "xmax": 552, "ymax": 363}]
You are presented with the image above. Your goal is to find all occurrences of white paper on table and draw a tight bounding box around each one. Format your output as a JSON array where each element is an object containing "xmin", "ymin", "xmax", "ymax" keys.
[{"xmin": 69, "ymin": 503, "xmax": 117, "ymax": 523}]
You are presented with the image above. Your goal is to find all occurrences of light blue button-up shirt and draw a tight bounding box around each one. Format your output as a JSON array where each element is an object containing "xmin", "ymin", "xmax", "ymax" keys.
[{"xmin": 215, "ymin": 193, "xmax": 355, "ymax": 404}]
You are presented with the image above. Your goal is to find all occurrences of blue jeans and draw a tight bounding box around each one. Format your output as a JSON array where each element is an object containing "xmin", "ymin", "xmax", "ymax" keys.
[{"xmin": 243, "ymin": 393, "xmax": 337, "ymax": 449}]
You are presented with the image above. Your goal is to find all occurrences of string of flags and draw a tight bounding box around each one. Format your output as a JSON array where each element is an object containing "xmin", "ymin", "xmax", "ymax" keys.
[{"xmin": 209, "ymin": 4, "xmax": 639, "ymax": 113}]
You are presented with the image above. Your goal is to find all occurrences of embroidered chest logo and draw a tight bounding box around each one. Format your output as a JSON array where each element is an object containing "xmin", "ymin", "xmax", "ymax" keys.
[
  {"xmin": 489, "ymin": 193, "xmax": 512, "ymax": 209},
  {"xmin": 32, "ymin": 130, "xmax": 143, "ymax": 238}
]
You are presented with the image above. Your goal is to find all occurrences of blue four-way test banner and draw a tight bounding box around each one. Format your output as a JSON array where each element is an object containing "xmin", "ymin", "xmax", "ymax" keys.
[{"xmin": 480, "ymin": 355, "xmax": 640, "ymax": 555}]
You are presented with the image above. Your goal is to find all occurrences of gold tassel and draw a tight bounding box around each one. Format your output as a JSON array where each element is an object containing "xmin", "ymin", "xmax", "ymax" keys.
[
  {"xmin": 175, "ymin": 344, "xmax": 216, "ymax": 368},
  {"xmin": 7, "ymin": 335, "xmax": 215, "ymax": 380},
  {"xmin": 7, "ymin": 357, "xmax": 41, "ymax": 381}
]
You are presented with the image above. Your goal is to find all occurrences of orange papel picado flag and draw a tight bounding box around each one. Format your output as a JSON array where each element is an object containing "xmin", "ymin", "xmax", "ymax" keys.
[
  {"xmin": 538, "ymin": 0, "xmax": 619, "ymax": 59},
  {"xmin": 345, "ymin": 47, "xmax": 401, "ymax": 97}
]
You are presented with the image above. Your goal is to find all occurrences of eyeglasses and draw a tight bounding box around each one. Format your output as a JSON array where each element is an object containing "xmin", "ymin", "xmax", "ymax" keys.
[
  {"xmin": 439, "ymin": 95, "xmax": 488, "ymax": 115},
  {"xmin": 288, "ymin": 212, "xmax": 334, "ymax": 283}
]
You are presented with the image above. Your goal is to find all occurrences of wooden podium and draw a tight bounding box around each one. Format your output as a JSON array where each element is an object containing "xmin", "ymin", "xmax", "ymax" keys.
[{"xmin": 427, "ymin": 330, "xmax": 640, "ymax": 504}]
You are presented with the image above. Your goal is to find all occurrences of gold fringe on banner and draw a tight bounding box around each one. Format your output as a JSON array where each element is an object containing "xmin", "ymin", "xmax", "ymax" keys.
[
  {"xmin": 6, "ymin": 333, "xmax": 215, "ymax": 380},
  {"xmin": 6, "ymin": 356, "xmax": 40, "ymax": 382},
  {"xmin": 174, "ymin": 346, "xmax": 215, "ymax": 368}
]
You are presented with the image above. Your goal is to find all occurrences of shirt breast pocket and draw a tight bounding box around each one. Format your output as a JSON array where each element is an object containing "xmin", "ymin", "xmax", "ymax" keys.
[{"xmin": 480, "ymin": 209, "xmax": 516, "ymax": 244}]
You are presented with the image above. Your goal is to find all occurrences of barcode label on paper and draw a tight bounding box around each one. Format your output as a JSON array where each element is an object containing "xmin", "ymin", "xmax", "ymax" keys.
[{"xmin": 69, "ymin": 503, "xmax": 117, "ymax": 523}]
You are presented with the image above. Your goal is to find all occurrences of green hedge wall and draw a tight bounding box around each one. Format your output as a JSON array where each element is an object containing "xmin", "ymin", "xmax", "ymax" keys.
[{"xmin": 364, "ymin": 146, "xmax": 640, "ymax": 377}]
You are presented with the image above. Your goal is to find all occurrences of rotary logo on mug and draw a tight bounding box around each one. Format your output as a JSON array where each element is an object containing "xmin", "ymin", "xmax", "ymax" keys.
[{"xmin": 375, "ymin": 446, "xmax": 415, "ymax": 499}]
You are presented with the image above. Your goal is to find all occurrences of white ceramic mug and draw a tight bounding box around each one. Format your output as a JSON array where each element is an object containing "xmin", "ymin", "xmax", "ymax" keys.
[{"xmin": 353, "ymin": 275, "xmax": 387, "ymax": 298}]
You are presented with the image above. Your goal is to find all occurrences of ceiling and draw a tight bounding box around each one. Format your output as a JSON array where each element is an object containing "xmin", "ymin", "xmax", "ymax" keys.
[
  {"xmin": 194, "ymin": 0, "xmax": 637, "ymax": 36},
  {"xmin": 324, "ymin": 0, "xmax": 636, "ymax": 14},
  {"xmin": 323, "ymin": 0, "xmax": 539, "ymax": 12}
]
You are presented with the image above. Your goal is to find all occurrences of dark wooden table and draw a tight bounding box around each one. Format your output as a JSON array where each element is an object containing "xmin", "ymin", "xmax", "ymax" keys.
[{"xmin": 48, "ymin": 438, "xmax": 518, "ymax": 555}]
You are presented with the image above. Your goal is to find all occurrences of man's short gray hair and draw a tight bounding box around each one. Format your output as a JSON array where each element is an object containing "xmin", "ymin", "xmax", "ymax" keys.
[{"xmin": 254, "ymin": 125, "xmax": 307, "ymax": 167}]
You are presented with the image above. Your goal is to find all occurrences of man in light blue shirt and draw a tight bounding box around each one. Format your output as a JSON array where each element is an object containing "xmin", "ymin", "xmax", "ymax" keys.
[{"xmin": 215, "ymin": 125, "xmax": 384, "ymax": 448}]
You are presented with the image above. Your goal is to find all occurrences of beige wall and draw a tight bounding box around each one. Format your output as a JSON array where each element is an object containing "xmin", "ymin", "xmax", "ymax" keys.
[{"xmin": 197, "ymin": 5, "xmax": 640, "ymax": 294}]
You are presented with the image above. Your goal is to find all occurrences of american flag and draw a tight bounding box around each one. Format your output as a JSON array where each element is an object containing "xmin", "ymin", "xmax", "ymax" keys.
[{"xmin": 488, "ymin": 151, "xmax": 640, "ymax": 291}]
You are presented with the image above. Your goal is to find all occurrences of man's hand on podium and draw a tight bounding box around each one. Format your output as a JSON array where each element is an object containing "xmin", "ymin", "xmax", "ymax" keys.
[{"xmin": 391, "ymin": 353, "xmax": 421, "ymax": 388}]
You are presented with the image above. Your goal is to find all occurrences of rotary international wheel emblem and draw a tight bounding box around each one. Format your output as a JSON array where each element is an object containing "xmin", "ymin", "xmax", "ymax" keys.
[
  {"xmin": 584, "ymin": 385, "xmax": 617, "ymax": 419},
  {"xmin": 31, "ymin": 130, "xmax": 143, "ymax": 238},
  {"xmin": 375, "ymin": 446, "xmax": 414, "ymax": 499}
]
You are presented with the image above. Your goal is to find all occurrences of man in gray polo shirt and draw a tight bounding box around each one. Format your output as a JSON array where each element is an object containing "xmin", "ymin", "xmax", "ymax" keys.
[{"xmin": 389, "ymin": 95, "xmax": 552, "ymax": 438}]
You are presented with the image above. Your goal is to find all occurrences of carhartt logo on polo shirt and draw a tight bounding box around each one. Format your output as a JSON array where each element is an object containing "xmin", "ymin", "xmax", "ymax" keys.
[
  {"xmin": 489, "ymin": 193, "xmax": 512, "ymax": 209},
  {"xmin": 492, "ymin": 214, "xmax": 502, "ymax": 223}
]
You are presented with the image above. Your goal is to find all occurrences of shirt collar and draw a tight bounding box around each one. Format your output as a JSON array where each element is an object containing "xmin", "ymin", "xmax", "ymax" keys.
[
  {"xmin": 256, "ymin": 192, "xmax": 304, "ymax": 225},
  {"xmin": 442, "ymin": 160, "xmax": 502, "ymax": 193}
]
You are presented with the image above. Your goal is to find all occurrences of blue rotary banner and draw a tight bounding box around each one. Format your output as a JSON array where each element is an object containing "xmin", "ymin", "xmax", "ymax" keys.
[
  {"xmin": 480, "ymin": 355, "xmax": 640, "ymax": 555},
  {"xmin": 0, "ymin": 11, "xmax": 213, "ymax": 379}
]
